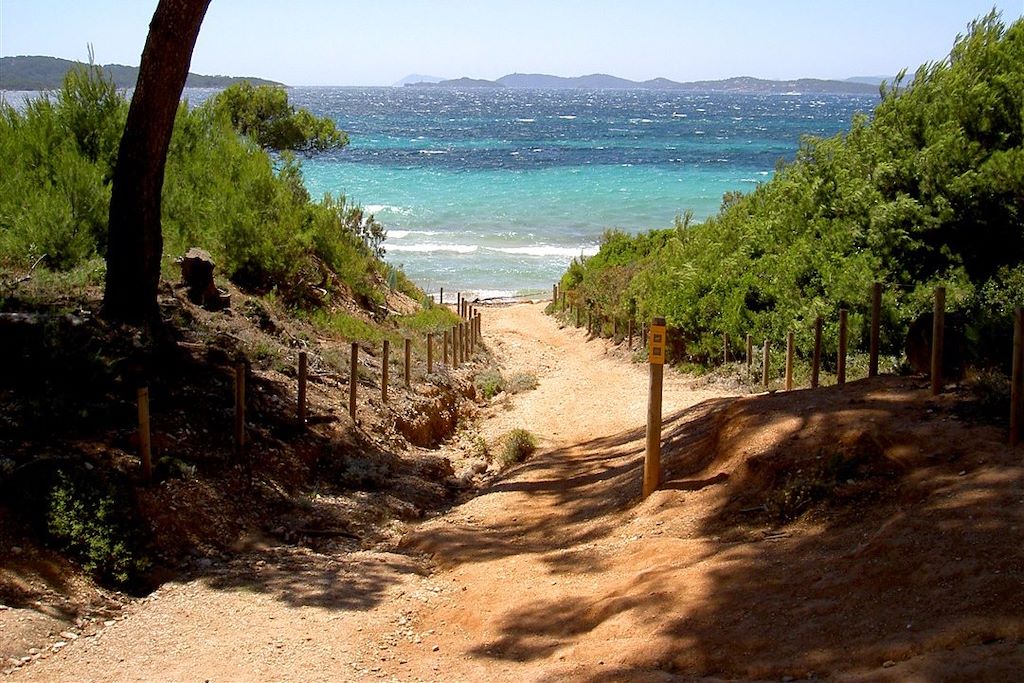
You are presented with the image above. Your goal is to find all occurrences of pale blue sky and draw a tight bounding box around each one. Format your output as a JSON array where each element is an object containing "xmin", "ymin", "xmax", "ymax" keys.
[{"xmin": 2, "ymin": 1, "xmax": 1022, "ymax": 86}]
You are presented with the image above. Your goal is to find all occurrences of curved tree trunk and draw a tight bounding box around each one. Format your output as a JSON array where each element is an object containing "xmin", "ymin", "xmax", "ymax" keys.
[{"xmin": 103, "ymin": 0, "xmax": 212, "ymax": 324}]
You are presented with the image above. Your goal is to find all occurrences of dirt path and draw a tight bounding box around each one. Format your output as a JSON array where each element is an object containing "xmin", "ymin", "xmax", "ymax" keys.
[
  {"xmin": 10, "ymin": 302, "xmax": 1024, "ymax": 681},
  {"xmin": 9, "ymin": 302, "xmax": 725, "ymax": 682}
]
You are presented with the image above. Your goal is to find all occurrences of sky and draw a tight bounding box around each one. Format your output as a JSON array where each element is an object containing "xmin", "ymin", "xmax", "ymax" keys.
[{"xmin": 2, "ymin": 0, "xmax": 1023, "ymax": 86}]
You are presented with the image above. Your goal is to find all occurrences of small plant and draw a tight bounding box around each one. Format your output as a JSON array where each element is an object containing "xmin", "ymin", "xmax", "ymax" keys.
[
  {"xmin": 475, "ymin": 368, "xmax": 504, "ymax": 399},
  {"xmin": 470, "ymin": 435, "xmax": 490, "ymax": 460},
  {"xmin": 506, "ymin": 371, "xmax": 538, "ymax": 394},
  {"xmin": 500, "ymin": 429, "xmax": 536, "ymax": 467},
  {"xmin": 46, "ymin": 470, "xmax": 148, "ymax": 586}
]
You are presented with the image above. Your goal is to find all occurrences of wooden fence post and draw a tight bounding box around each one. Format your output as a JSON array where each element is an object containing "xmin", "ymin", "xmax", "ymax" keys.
[
  {"xmin": 838, "ymin": 309, "xmax": 848, "ymax": 386},
  {"xmin": 931, "ymin": 287, "xmax": 946, "ymax": 395},
  {"xmin": 628, "ymin": 319, "xmax": 634, "ymax": 350},
  {"xmin": 870, "ymin": 282, "xmax": 882, "ymax": 377},
  {"xmin": 561, "ymin": 291, "xmax": 566, "ymax": 310},
  {"xmin": 785, "ymin": 331, "xmax": 795, "ymax": 391},
  {"xmin": 811, "ymin": 316, "xmax": 823, "ymax": 388},
  {"xmin": 762, "ymin": 339, "xmax": 770, "ymax": 388},
  {"xmin": 404, "ymin": 338, "xmax": 412, "ymax": 388},
  {"xmin": 723, "ymin": 332, "xmax": 729, "ymax": 364},
  {"xmin": 137, "ymin": 387, "xmax": 152, "ymax": 484},
  {"xmin": 439, "ymin": 287, "xmax": 444, "ymax": 305},
  {"xmin": 457, "ymin": 292, "xmax": 461, "ymax": 314},
  {"xmin": 644, "ymin": 317, "xmax": 666, "ymax": 498},
  {"xmin": 382, "ymin": 339, "xmax": 390, "ymax": 403},
  {"xmin": 427, "ymin": 333, "xmax": 434, "ymax": 375},
  {"xmin": 746, "ymin": 334, "xmax": 753, "ymax": 371},
  {"xmin": 297, "ymin": 351, "xmax": 308, "ymax": 425},
  {"xmin": 349, "ymin": 342, "xmax": 358, "ymax": 420},
  {"xmin": 1011, "ymin": 308, "xmax": 1024, "ymax": 446},
  {"xmin": 553, "ymin": 284, "xmax": 558, "ymax": 304},
  {"xmin": 234, "ymin": 362, "xmax": 246, "ymax": 457},
  {"xmin": 442, "ymin": 331, "xmax": 449, "ymax": 366}
]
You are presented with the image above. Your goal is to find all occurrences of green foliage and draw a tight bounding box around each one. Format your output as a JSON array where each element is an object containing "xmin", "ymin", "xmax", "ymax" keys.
[
  {"xmin": 311, "ymin": 309, "xmax": 387, "ymax": 343},
  {"xmin": 206, "ymin": 82, "xmax": 348, "ymax": 152},
  {"xmin": 47, "ymin": 470, "xmax": 148, "ymax": 586},
  {"xmin": 396, "ymin": 305, "xmax": 461, "ymax": 335},
  {"xmin": 500, "ymin": 429, "xmax": 537, "ymax": 466},
  {"xmin": 475, "ymin": 368, "xmax": 504, "ymax": 399},
  {"xmin": 0, "ymin": 62, "xmax": 410, "ymax": 308},
  {"xmin": 559, "ymin": 13, "xmax": 1024, "ymax": 369}
]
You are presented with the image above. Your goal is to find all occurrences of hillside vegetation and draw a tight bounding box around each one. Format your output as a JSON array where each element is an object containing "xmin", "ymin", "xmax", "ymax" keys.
[
  {"xmin": 559, "ymin": 13, "xmax": 1024, "ymax": 369},
  {"xmin": 0, "ymin": 65, "xmax": 413, "ymax": 309}
]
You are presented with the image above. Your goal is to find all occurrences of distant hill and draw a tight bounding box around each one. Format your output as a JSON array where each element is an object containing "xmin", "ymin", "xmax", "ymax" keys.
[
  {"xmin": 393, "ymin": 74, "xmax": 447, "ymax": 86},
  {"xmin": 845, "ymin": 75, "xmax": 894, "ymax": 86},
  {"xmin": 0, "ymin": 55, "xmax": 283, "ymax": 90},
  {"xmin": 406, "ymin": 71, "xmax": 880, "ymax": 94}
]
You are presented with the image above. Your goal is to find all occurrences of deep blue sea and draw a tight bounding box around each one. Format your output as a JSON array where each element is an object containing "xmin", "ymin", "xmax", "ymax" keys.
[{"xmin": 283, "ymin": 87, "xmax": 877, "ymax": 299}]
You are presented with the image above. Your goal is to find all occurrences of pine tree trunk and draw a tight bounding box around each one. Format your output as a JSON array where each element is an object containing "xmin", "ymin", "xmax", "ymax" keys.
[{"xmin": 103, "ymin": 0, "xmax": 211, "ymax": 324}]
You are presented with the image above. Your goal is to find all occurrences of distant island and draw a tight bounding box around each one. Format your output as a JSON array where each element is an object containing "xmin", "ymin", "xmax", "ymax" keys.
[
  {"xmin": 404, "ymin": 72, "xmax": 882, "ymax": 94},
  {"xmin": 0, "ymin": 56, "xmax": 283, "ymax": 91}
]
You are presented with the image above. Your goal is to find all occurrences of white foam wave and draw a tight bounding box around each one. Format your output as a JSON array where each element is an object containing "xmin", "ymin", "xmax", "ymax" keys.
[
  {"xmin": 486, "ymin": 245, "xmax": 599, "ymax": 258},
  {"xmin": 387, "ymin": 230, "xmax": 410, "ymax": 239},
  {"xmin": 672, "ymin": 112, "xmax": 688, "ymax": 118},
  {"xmin": 418, "ymin": 149, "xmax": 448, "ymax": 155},
  {"xmin": 364, "ymin": 204, "xmax": 413, "ymax": 216},
  {"xmin": 388, "ymin": 244, "xmax": 478, "ymax": 254},
  {"xmin": 558, "ymin": 115, "xmax": 577, "ymax": 120},
  {"xmin": 516, "ymin": 118, "xmax": 536, "ymax": 123}
]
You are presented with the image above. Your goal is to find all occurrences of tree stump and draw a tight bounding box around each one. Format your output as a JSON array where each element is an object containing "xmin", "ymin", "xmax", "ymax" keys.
[{"xmin": 178, "ymin": 248, "xmax": 230, "ymax": 310}]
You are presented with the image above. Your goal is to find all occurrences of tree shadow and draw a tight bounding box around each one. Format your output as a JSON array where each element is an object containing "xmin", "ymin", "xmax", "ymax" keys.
[{"xmin": 455, "ymin": 377, "xmax": 1024, "ymax": 679}]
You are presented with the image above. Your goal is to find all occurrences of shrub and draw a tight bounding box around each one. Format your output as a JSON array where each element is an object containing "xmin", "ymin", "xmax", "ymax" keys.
[
  {"xmin": 500, "ymin": 429, "xmax": 537, "ymax": 466},
  {"xmin": 506, "ymin": 371, "xmax": 538, "ymax": 394},
  {"xmin": 46, "ymin": 470, "xmax": 148, "ymax": 587},
  {"xmin": 475, "ymin": 368, "xmax": 504, "ymax": 399}
]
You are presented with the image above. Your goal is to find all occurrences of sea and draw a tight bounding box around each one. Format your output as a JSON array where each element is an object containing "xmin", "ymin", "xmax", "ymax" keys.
[
  {"xmin": 285, "ymin": 87, "xmax": 876, "ymax": 300},
  {"xmin": 4, "ymin": 85, "xmax": 877, "ymax": 300}
]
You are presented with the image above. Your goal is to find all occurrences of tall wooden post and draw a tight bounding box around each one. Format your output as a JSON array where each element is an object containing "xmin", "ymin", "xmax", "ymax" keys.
[
  {"xmin": 234, "ymin": 362, "xmax": 246, "ymax": 457},
  {"xmin": 785, "ymin": 331, "xmax": 795, "ymax": 391},
  {"xmin": 553, "ymin": 284, "xmax": 558, "ymax": 304},
  {"xmin": 931, "ymin": 287, "xmax": 946, "ymax": 395},
  {"xmin": 349, "ymin": 342, "xmax": 358, "ymax": 420},
  {"xmin": 455, "ymin": 324, "xmax": 462, "ymax": 365},
  {"xmin": 427, "ymin": 333, "xmax": 434, "ymax": 375},
  {"xmin": 404, "ymin": 338, "xmax": 412, "ymax": 388},
  {"xmin": 297, "ymin": 351, "xmax": 308, "ymax": 425},
  {"xmin": 644, "ymin": 317, "xmax": 666, "ymax": 498},
  {"xmin": 442, "ymin": 331, "xmax": 449, "ymax": 366},
  {"xmin": 838, "ymin": 309, "xmax": 849, "ymax": 386},
  {"xmin": 561, "ymin": 291, "xmax": 566, "ymax": 310},
  {"xmin": 382, "ymin": 339, "xmax": 390, "ymax": 403},
  {"xmin": 723, "ymin": 332, "xmax": 729, "ymax": 364},
  {"xmin": 628, "ymin": 320, "xmax": 634, "ymax": 349},
  {"xmin": 137, "ymin": 387, "xmax": 152, "ymax": 484},
  {"xmin": 762, "ymin": 339, "xmax": 770, "ymax": 388},
  {"xmin": 457, "ymin": 292, "xmax": 461, "ymax": 314},
  {"xmin": 746, "ymin": 334, "xmax": 753, "ymax": 371},
  {"xmin": 811, "ymin": 316, "xmax": 823, "ymax": 388},
  {"xmin": 1011, "ymin": 308, "xmax": 1024, "ymax": 446},
  {"xmin": 869, "ymin": 282, "xmax": 882, "ymax": 377},
  {"xmin": 439, "ymin": 287, "xmax": 444, "ymax": 305}
]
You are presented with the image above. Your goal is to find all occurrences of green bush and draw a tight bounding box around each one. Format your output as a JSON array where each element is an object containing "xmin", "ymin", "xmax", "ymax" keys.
[
  {"xmin": 46, "ymin": 470, "xmax": 148, "ymax": 586},
  {"xmin": 506, "ymin": 371, "xmax": 538, "ymax": 394},
  {"xmin": 475, "ymin": 368, "xmax": 504, "ymax": 399},
  {"xmin": 500, "ymin": 429, "xmax": 537, "ymax": 466}
]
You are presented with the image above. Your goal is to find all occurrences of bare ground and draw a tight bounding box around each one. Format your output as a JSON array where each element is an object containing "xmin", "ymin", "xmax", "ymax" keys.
[{"xmin": 5, "ymin": 302, "xmax": 1024, "ymax": 681}]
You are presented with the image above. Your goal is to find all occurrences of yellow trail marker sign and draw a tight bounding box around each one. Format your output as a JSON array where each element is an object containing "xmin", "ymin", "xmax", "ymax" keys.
[{"xmin": 649, "ymin": 324, "xmax": 667, "ymax": 365}]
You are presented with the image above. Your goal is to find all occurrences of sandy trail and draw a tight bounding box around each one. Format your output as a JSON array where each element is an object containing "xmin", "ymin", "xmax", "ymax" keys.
[
  {"xmin": 15, "ymin": 303, "xmax": 1022, "ymax": 681},
  {"xmin": 13, "ymin": 302, "xmax": 726, "ymax": 682}
]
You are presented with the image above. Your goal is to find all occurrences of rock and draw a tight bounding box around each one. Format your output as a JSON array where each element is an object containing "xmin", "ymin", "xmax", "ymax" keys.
[
  {"xmin": 882, "ymin": 660, "xmax": 896, "ymax": 668},
  {"xmin": 195, "ymin": 557, "xmax": 214, "ymax": 569}
]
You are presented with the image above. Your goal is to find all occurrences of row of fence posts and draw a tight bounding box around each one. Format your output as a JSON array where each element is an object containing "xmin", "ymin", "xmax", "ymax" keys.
[
  {"xmin": 551, "ymin": 283, "xmax": 1024, "ymax": 498},
  {"xmin": 134, "ymin": 292, "xmax": 483, "ymax": 484}
]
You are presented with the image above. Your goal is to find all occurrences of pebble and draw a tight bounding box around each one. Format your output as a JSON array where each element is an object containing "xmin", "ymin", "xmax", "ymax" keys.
[
  {"xmin": 104, "ymin": 620, "xmax": 116, "ymax": 627},
  {"xmin": 883, "ymin": 660, "xmax": 896, "ymax": 668},
  {"xmin": 432, "ymin": 645, "xmax": 440, "ymax": 652}
]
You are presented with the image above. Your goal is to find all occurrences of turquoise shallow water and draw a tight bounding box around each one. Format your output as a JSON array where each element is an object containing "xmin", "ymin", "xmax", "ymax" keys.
[{"xmin": 289, "ymin": 87, "xmax": 877, "ymax": 298}]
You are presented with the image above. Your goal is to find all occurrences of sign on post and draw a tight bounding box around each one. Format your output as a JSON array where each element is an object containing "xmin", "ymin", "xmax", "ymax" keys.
[{"xmin": 648, "ymin": 323, "xmax": 667, "ymax": 365}]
